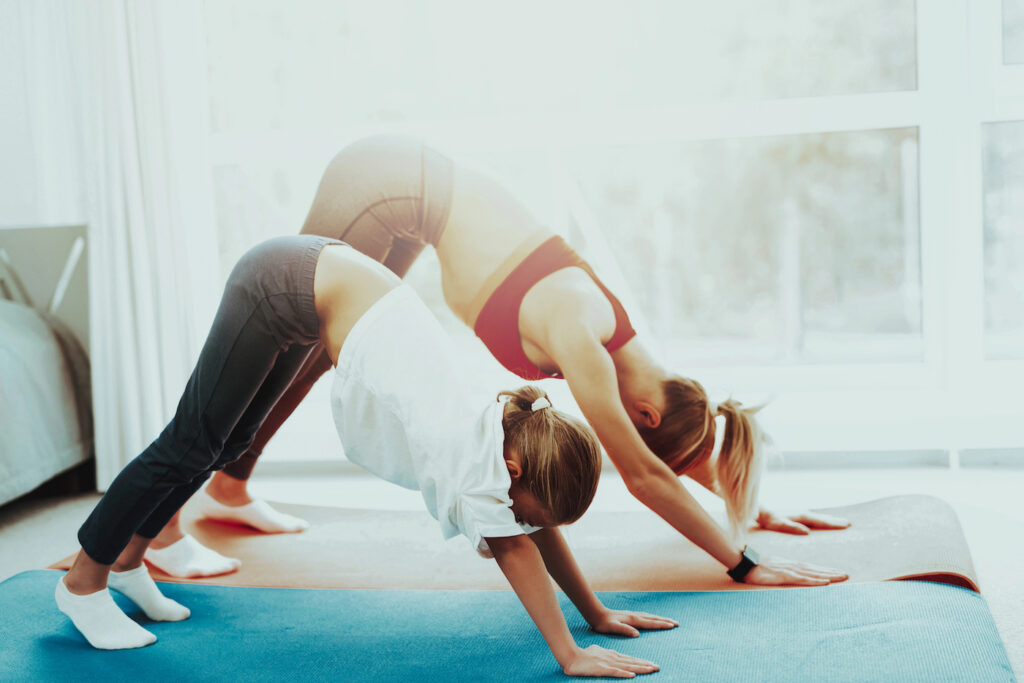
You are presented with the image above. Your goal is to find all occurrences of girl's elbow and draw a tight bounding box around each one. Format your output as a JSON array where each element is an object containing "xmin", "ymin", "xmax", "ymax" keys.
[{"xmin": 487, "ymin": 533, "xmax": 531, "ymax": 558}]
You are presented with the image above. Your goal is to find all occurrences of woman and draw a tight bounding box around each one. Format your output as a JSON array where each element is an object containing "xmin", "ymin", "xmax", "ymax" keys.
[{"xmin": 158, "ymin": 136, "xmax": 848, "ymax": 586}]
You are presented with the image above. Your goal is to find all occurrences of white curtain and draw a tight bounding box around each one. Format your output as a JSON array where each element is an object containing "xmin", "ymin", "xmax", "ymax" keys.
[{"xmin": 2, "ymin": 1, "xmax": 221, "ymax": 488}]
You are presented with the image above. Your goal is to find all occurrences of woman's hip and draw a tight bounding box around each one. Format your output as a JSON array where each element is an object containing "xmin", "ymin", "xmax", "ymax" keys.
[{"xmin": 300, "ymin": 135, "xmax": 454, "ymax": 250}]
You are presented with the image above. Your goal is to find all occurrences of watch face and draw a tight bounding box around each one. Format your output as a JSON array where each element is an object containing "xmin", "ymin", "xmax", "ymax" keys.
[{"xmin": 745, "ymin": 547, "xmax": 760, "ymax": 565}]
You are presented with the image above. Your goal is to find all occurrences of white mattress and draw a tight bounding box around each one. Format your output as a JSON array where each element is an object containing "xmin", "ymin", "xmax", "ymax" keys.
[{"xmin": 0, "ymin": 299, "xmax": 90, "ymax": 505}]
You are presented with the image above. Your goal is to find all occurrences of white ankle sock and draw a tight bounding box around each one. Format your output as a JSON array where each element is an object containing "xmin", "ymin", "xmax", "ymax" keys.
[
  {"xmin": 107, "ymin": 565, "xmax": 190, "ymax": 622},
  {"xmin": 198, "ymin": 488, "xmax": 309, "ymax": 533},
  {"xmin": 144, "ymin": 534, "xmax": 241, "ymax": 578},
  {"xmin": 55, "ymin": 577, "xmax": 156, "ymax": 650}
]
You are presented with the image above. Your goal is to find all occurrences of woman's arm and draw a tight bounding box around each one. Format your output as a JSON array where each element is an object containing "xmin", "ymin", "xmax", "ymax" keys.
[
  {"xmin": 486, "ymin": 534, "xmax": 659, "ymax": 678},
  {"xmin": 547, "ymin": 328, "xmax": 743, "ymax": 568},
  {"xmin": 545, "ymin": 327, "xmax": 846, "ymax": 586},
  {"xmin": 529, "ymin": 527, "xmax": 678, "ymax": 636},
  {"xmin": 683, "ymin": 458, "xmax": 719, "ymax": 495}
]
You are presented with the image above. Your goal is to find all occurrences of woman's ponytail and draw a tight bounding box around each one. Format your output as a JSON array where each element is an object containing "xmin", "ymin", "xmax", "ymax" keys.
[{"xmin": 715, "ymin": 399, "xmax": 767, "ymax": 540}]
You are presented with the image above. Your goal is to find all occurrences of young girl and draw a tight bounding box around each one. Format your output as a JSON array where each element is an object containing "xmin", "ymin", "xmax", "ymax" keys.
[
  {"xmin": 56, "ymin": 236, "xmax": 675, "ymax": 678},
  {"xmin": 171, "ymin": 136, "xmax": 848, "ymax": 587}
]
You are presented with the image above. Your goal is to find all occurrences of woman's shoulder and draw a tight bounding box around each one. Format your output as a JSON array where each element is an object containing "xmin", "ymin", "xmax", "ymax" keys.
[{"xmin": 523, "ymin": 268, "xmax": 617, "ymax": 348}]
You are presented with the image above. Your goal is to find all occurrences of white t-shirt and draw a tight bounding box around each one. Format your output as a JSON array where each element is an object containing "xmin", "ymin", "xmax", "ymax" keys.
[{"xmin": 330, "ymin": 285, "xmax": 536, "ymax": 557}]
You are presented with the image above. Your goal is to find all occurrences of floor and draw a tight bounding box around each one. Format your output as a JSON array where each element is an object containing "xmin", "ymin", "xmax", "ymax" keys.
[{"xmin": 2, "ymin": 467, "xmax": 1021, "ymax": 677}]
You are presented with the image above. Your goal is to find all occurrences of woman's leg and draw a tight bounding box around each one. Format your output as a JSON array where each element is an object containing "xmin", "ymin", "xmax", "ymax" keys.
[
  {"xmin": 382, "ymin": 236, "xmax": 428, "ymax": 280},
  {"xmin": 58, "ymin": 235, "xmax": 331, "ymax": 648}
]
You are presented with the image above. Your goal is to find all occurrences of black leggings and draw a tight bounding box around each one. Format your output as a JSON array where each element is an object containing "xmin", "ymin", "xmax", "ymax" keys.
[
  {"xmin": 221, "ymin": 134, "xmax": 453, "ymax": 480},
  {"xmin": 77, "ymin": 236, "xmax": 338, "ymax": 565}
]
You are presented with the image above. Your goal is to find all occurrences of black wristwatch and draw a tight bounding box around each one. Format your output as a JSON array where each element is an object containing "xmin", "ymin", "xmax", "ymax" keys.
[{"xmin": 727, "ymin": 545, "xmax": 760, "ymax": 583}]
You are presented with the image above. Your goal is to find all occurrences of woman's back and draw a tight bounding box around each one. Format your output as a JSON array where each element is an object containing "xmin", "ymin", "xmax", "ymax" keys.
[
  {"xmin": 440, "ymin": 164, "xmax": 621, "ymax": 368},
  {"xmin": 438, "ymin": 163, "xmax": 550, "ymax": 322}
]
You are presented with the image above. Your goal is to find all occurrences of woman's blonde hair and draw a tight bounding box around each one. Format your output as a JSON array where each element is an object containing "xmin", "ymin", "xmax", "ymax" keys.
[
  {"xmin": 498, "ymin": 386, "xmax": 602, "ymax": 526},
  {"xmin": 636, "ymin": 376, "xmax": 766, "ymax": 539}
]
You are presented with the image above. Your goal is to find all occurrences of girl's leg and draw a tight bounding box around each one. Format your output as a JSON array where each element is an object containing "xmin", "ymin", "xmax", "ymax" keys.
[
  {"xmin": 209, "ymin": 218, "xmax": 429, "ymax": 492},
  {"xmin": 143, "ymin": 508, "xmax": 241, "ymax": 578},
  {"xmin": 141, "ymin": 338, "xmax": 317, "ymax": 575},
  {"xmin": 212, "ymin": 232, "xmax": 393, "ymax": 490},
  {"xmin": 58, "ymin": 236, "xmax": 331, "ymax": 648},
  {"xmin": 217, "ymin": 345, "xmax": 333, "ymax": 485},
  {"xmin": 195, "ymin": 210, "xmax": 397, "ymax": 519},
  {"xmin": 189, "ymin": 136, "xmax": 447, "ymax": 532},
  {"xmin": 170, "ymin": 346, "xmax": 333, "ymax": 539}
]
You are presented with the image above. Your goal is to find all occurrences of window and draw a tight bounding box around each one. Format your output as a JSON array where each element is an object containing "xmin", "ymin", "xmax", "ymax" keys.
[
  {"xmin": 203, "ymin": 1, "xmax": 917, "ymax": 132},
  {"xmin": 1003, "ymin": 0, "xmax": 1024, "ymax": 64},
  {"xmin": 565, "ymin": 129, "xmax": 921, "ymax": 365},
  {"xmin": 982, "ymin": 121, "xmax": 1024, "ymax": 359},
  {"xmin": 195, "ymin": 1, "xmax": 1024, "ymax": 457}
]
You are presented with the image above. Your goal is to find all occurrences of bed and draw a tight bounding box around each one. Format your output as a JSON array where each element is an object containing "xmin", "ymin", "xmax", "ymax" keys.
[{"xmin": 0, "ymin": 225, "xmax": 92, "ymax": 506}]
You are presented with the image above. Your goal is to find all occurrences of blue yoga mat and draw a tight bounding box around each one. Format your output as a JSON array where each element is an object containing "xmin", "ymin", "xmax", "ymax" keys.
[{"xmin": 1, "ymin": 570, "xmax": 1014, "ymax": 682}]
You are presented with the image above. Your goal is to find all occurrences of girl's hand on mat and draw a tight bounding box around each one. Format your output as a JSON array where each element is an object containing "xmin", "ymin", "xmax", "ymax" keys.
[
  {"xmin": 588, "ymin": 609, "xmax": 679, "ymax": 638},
  {"xmin": 745, "ymin": 556, "xmax": 849, "ymax": 586},
  {"xmin": 563, "ymin": 644, "xmax": 660, "ymax": 678},
  {"xmin": 756, "ymin": 508, "xmax": 851, "ymax": 535}
]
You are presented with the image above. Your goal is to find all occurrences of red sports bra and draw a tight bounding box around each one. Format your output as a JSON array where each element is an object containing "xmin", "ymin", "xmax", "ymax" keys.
[{"xmin": 473, "ymin": 236, "xmax": 636, "ymax": 381}]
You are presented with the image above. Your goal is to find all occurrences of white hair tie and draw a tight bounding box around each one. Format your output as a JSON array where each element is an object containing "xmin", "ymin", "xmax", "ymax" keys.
[{"xmin": 531, "ymin": 397, "xmax": 552, "ymax": 411}]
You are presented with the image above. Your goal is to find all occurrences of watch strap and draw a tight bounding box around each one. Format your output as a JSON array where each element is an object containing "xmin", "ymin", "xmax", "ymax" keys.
[{"xmin": 727, "ymin": 545, "xmax": 760, "ymax": 583}]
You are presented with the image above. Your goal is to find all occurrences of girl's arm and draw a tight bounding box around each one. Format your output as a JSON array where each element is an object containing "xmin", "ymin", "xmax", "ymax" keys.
[
  {"xmin": 529, "ymin": 527, "xmax": 678, "ymax": 636},
  {"xmin": 546, "ymin": 327, "xmax": 846, "ymax": 586},
  {"xmin": 486, "ymin": 534, "xmax": 659, "ymax": 678}
]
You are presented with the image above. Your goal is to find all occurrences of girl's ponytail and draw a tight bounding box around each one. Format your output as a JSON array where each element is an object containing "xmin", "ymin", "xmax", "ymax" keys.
[
  {"xmin": 498, "ymin": 386, "xmax": 551, "ymax": 416},
  {"xmin": 498, "ymin": 386, "xmax": 601, "ymax": 526}
]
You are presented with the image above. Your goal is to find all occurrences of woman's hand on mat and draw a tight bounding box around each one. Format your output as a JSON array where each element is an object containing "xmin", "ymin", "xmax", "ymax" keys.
[
  {"xmin": 756, "ymin": 507, "xmax": 851, "ymax": 535},
  {"xmin": 745, "ymin": 556, "xmax": 849, "ymax": 586},
  {"xmin": 563, "ymin": 644, "xmax": 660, "ymax": 678},
  {"xmin": 588, "ymin": 609, "xmax": 679, "ymax": 638}
]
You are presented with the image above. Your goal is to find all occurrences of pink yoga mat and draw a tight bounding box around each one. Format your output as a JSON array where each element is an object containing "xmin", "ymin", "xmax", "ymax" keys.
[{"xmin": 51, "ymin": 494, "xmax": 978, "ymax": 592}]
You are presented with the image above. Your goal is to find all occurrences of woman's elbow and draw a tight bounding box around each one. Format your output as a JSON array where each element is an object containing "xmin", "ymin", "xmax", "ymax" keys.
[{"xmin": 622, "ymin": 467, "xmax": 674, "ymax": 501}]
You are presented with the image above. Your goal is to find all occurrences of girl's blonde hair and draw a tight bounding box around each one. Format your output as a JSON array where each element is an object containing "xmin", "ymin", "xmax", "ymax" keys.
[
  {"xmin": 498, "ymin": 386, "xmax": 602, "ymax": 526},
  {"xmin": 636, "ymin": 376, "xmax": 766, "ymax": 539}
]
